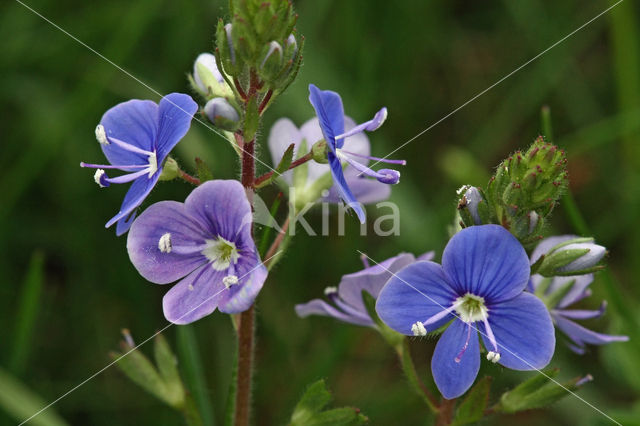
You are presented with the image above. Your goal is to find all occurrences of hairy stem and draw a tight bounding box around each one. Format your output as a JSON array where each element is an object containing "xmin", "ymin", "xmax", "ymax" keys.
[
  {"xmin": 178, "ymin": 169, "xmax": 201, "ymax": 186},
  {"xmin": 253, "ymin": 152, "xmax": 313, "ymax": 187},
  {"xmin": 395, "ymin": 341, "xmax": 439, "ymax": 414}
]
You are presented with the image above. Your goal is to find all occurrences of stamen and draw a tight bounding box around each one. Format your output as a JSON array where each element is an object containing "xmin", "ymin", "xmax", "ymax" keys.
[
  {"xmin": 223, "ymin": 275, "xmax": 239, "ymax": 288},
  {"xmin": 95, "ymin": 124, "xmax": 109, "ymax": 145},
  {"xmin": 411, "ymin": 321, "xmax": 427, "ymax": 336},
  {"xmin": 108, "ymin": 136, "xmax": 155, "ymax": 157},
  {"xmin": 324, "ymin": 286, "xmax": 338, "ymax": 296},
  {"xmin": 102, "ymin": 168, "xmax": 150, "ymax": 184},
  {"xmin": 338, "ymin": 149, "xmax": 407, "ymax": 165},
  {"xmin": 337, "ymin": 151, "xmax": 400, "ymax": 184},
  {"xmin": 80, "ymin": 162, "xmax": 148, "ymax": 170},
  {"xmin": 455, "ymin": 322, "xmax": 472, "ymax": 363},
  {"xmin": 94, "ymin": 169, "xmax": 108, "ymax": 187},
  {"xmin": 456, "ymin": 185, "xmax": 470, "ymax": 195},
  {"xmin": 481, "ymin": 316, "xmax": 499, "ymax": 353},
  {"xmin": 158, "ymin": 233, "xmax": 172, "ymax": 253},
  {"xmin": 360, "ymin": 253, "xmax": 371, "ymax": 268},
  {"xmin": 486, "ymin": 351, "xmax": 501, "ymax": 363},
  {"xmin": 147, "ymin": 152, "xmax": 158, "ymax": 177}
]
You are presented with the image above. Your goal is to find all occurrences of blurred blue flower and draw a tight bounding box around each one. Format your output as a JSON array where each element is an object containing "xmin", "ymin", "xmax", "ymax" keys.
[
  {"xmin": 126, "ymin": 180, "xmax": 267, "ymax": 324},
  {"xmin": 376, "ymin": 225, "xmax": 555, "ymax": 399},
  {"xmin": 81, "ymin": 93, "xmax": 198, "ymax": 235},
  {"xmin": 295, "ymin": 251, "xmax": 434, "ymax": 327},
  {"xmin": 530, "ymin": 236, "xmax": 628, "ymax": 354},
  {"xmin": 307, "ymin": 84, "xmax": 405, "ymax": 223}
]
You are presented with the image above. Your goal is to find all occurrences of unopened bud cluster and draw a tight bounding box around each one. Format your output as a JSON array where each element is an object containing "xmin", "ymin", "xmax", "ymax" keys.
[{"xmin": 480, "ymin": 136, "xmax": 568, "ymax": 244}]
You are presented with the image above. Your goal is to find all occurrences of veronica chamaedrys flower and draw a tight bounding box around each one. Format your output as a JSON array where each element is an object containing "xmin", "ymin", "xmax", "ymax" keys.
[
  {"xmin": 529, "ymin": 236, "xmax": 628, "ymax": 354},
  {"xmin": 126, "ymin": 180, "xmax": 267, "ymax": 324},
  {"xmin": 295, "ymin": 251, "xmax": 434, "ymax": 326},
  {"xmin": 268, "ymin": 117, "xmax": 391, "ymax": 206},
  {"xmin": 307, "ymin": 84, "xmax": 405, "ymax": 223},
  {"xmin": 81, "ymin": 93, "xmax": 198, "ymax": 235},
  {"xmin": 376, "ymin": 225, "xmax": 555, "ymax": 399}
]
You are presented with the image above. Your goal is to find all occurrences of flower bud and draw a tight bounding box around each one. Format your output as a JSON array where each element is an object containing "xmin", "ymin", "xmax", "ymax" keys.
[
  {"xmin": 204, "ymin": 98, "xmax": 240, "ymax": 131},
  {"xmin": 192, "ymin": 53, "xmax": 232, "ymax": 99},
  {"xmin": 457, "ymin": 186, "xmax": 492, "ymax": 227},
  {"xmin": 285, "ymin": 34, "xmax": 298, "ymax": 59},
  {"xmin": 159, "ymin": 157, "xmax": 179, "ymax": 181},
  {"xmin": 536, "ymin": 237, "xmax": 606, "ymax": 276},
  {"xmin": 258, "ymin": 41, "xmax": 284, "ymax": 82}
]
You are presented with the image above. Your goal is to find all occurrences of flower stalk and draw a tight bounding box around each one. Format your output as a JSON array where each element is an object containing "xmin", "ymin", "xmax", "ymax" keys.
[{"xmin": 394, "ymin": 340, "xmax": 439, "ymax": 414}]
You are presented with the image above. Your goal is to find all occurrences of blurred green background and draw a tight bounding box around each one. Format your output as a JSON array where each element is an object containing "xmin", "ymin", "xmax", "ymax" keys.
[{"xmin": 1, "ymin": 0, "xmax": 639, "ymax": 424}]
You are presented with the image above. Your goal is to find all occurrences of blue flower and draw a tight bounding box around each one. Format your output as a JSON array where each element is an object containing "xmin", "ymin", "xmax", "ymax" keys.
[
  {"xmin": 307, "ymin": 84, "xmax": 405, "ymax": 223},
  {"xmin": 295, "ymin": 251, "xmax": 434, "ymax": 327},
  {"xmin": 376, "ymin": 225, "xmax": 555, "ymax": 399},
  {"xmin": 530, "ymin": 236, "xmax": 628, "ymax": 354},
  {"xmin": 126, "ymin": 180, "xmax": 267, "ymax": 324},
  {"xmin": 81, "ymin": 93, "xmax": 198, "ymax": 235}
]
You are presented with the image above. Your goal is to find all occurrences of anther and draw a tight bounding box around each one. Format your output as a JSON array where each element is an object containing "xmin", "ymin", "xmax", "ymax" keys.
[
  {"xmin": 486, "ymin": 351, "xmax": 501, "ymax": 363},
  {"xmin": 411, "ymin": 321, "xmax": 427, "ymax": 336},
  {"xmin": 324, "ymin": 286, "xmax": 338, "ymax": 296},
  {"xmin": 158, "ymin": 233, "xmax": 172, "ymax": 253},
  {"xmin": 95, "ymin": 124, "xmax": 109, "ymax": 145},
  {"xmin": 223, "ymin": 275, "xmax": 239, "ymax": 288},
  {"xmin": 94, "ymin": 169, "xmax": 107, "ymax": 187}
]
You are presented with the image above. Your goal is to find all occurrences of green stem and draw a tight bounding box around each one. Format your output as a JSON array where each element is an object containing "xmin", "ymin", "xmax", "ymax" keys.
[
  {"xmin": 395, "ymin": 340, "xmax": 439, "ymax": 414},
  {"xmin": 183, "ymin": 393, "xmax": 205, "ymax": 426}
]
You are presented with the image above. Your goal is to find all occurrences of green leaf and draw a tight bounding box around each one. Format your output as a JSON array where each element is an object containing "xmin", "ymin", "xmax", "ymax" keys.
[
  {"xmin": 176, "ymin": 325, "xmax": 216, "ymax": 426},
  {"xmin": 110, "ymin": 347, "xmax": 170, "ymax": 405},
  {"xmin": 154, "ymin": 334, "xmax": 186, "ymax": 409},
  {"xmin": 289, "ymin": 379, "xmax": 367, "ymax": 426},
  {"xmin": 453, "ymin": 376, "xmax": 491, "ymax": 425},
  {"xmin": 276, "ymin": 143, "xmax": 295, "ymax": 174},
  {"xmin": 195, "ymin": 157, "xmax": 214, "ymax": 183},
  {"xmin": 495, "ymin": 369, "xmax": 583, "ymax": 414},
  {"xmin": 10, "ymin": 251, "xmax": 44, "ymax": 375},
  {"xmin": 0, "ymin": 368, "xmax": 69, "ymax": 426}
]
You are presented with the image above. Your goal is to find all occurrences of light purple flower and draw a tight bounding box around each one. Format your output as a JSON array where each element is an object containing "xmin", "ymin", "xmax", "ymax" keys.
[
  {"xmin": 530, "ymin": 236, "xmax": 628, "ymax": 354},
  {"xmin": 295, "ymin": 251, "xmax": 434, "ymax": 327},
  {"xmin": 127, "ymin": 180, "xmax": 267, "ymax": 324},
  {"xmin": 307, "ymin": 84, "xmax": 405, "ymax": 223},
  {"xmin": 268, "ymin": 117, "xmax": 391, "ymax": 204},
  {"xmin": 376, "ymin": 225, "xmax": 555, "ymax": 399},
  {"xmin": 81, "ymin": 93, "xmax": 198, "ymax": 235}
]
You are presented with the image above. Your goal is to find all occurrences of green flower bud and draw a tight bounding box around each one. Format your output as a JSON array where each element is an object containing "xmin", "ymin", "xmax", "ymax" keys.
[
  {"xmin": 311, "ymin": 139, "xmax": 328, "ymax": 164},
  {"xmin": 258, "ymin": 41, "xmax": 283, "ymax": 82},
  {"xmin": 536, "ymin": 237, "xmax": 606, "ymax": 276},
  {"xmin": 457, "ymin": 186, "xmax": 492, "ymax": 227},
  {"xmin": 159, "ymin": 157, "xmax": 180, "ymax": 181},
  {"xmin": 204, "ymin": 98, "xmax": 241, "ymax": 131}
]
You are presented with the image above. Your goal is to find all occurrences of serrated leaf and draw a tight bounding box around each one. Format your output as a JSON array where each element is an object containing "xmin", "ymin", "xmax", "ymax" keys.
[
  {"xmin": 289, "ymin": 380, "xmax": 368, "ymax": 426},
  {"xmin": 453, "ymin": 376, "xmax": 491, "ymax": 425}
]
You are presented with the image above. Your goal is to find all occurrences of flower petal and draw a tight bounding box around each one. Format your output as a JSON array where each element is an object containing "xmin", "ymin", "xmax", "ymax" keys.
[
  {"xmin": 553, "ymin": 313, "xmax": 628, "ymax": 351},
  {"xmin": 295, "ymin": 299, "xmax": 373, "ymax": 326},
  {"xmin": 218, "ymin": 261, "xmax": 268, "ymax": 314},
  {"xmin": 530, "ymin": 235, "xmax": 576, "ymax": 264},
  {"xmin": 184, "ymin": 180, "xmax": 252, "ymax": 241},
  {"xmin": 308, "ymin": 84, "xmax": 345, "ymax": 148},
  {"xmin": 328, "ymin": 153, "xmax": 365, "ymax": 223},
  {"xmin": 442, "ymin": 225, "xmax": 530, "ymax": 303},
  {"xmin": 162, "ymin": 265, "xmax": 228, "ymax": 324},
  {"xmin": 127, "ymin": 200, "xmax": 209, "ymax": 284},
  {"xmin": 481, "ymin": 292, "xmax": 555, "ymax": 370},
  {"xmin": 101, "ymin": 99, "xmax": 158, "ymax": 167},
  {"xmin": 548, "ymin": 274, "xmax": 594, "ymax": 308},
  {"xmin": 106, "ymin": 174, "xmax": 161, "ymax": 232},
  {"xmin": 156, "ymin": 93, "xmax": 198, "ymax": 159},
  {"xmin": 338, "ymin": 253, "xmax": 416, "ymax": 313},
  {"xmin": 322, "ymin": 168, "xmax": 391, "ymax": 204},
  {"xmin": 431, "ymin": 319, "xmax": 480, "ymax": 399},
  {"xmin": 417, "ymin": 251, "xmax": 436, "ymax": 262},
  {"xmin": 376, "ymin": 261, "xmax": 458, "ymax": 335}
]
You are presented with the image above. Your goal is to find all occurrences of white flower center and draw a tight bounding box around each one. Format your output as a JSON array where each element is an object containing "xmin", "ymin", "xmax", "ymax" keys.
[
  {"xmin": 202, "ymin": 236, "xmax": 240, "ymax": 271},
  {"xmin": 147, "ymin": 151, "xmax": 158, "ymax": 177},
  {"xmin": 454, "ymin": 293, "xmax": 488, "ymax": 323},
  {"xmin": 158, "ymin": 233, "xmax": 172, "ymax": 253}
]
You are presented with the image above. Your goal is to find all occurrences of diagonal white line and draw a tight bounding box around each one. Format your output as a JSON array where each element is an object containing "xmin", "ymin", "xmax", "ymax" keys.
[
  {"xmin": 18, "ymin": 251, "xmax": 282, "ymax": 425},
  {"xmin": 368, "ymin": 0, "xmax": 624, "ymax": 170},
  {"xmin": 357, "ymin": 250, "xmax": 621, "ymax": 425},
  {"xmin": 13, "ymin": 0, "xmax": 282, "ymax": 179}
]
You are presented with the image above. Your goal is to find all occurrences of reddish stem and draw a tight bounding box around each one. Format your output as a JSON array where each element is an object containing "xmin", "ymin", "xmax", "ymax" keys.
[
  {"xmin": 234, "ymin": 78, "xmax": 247, "ymax": 100},
  {"xmin": 253, "ymin": 152, "xmax": 313, "ymax": 187},
  {"xmin": 435, "ymin": 398, "xmax": 457, "ymax": 426},
  {"xmin": 264, "ymin": 217, "xmax": 290, "ymax": 267},
  {"xmin": 178, "ymin": 169, "xmax": 201, "ymax": 186},
  {"xmin": 258, "ymin": 90, "xmax": 273, "ymax": 114}
]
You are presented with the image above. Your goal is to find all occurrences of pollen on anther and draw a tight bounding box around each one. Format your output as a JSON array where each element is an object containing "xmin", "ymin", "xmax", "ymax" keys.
[
  {"xmin": 411, "ymin": 321, "xmax": 427, "ymax": 336},
  {"xmin": 223, "ymin": 275, "xmax": 239, "ymax": 288},
  {"xmin": 94, "ymin": 169, "xmax": 106, "ymax": 187},
  {"xmin": 95, "ymin": 124, "xmax": 109, "ymax": 145},
  {"xmin": 324, "ymin": 286, "xmax": 338, "ymax": 296},
  {"xmin": 158, "ymin": 233, "xmax": 172, "ymax": 253},
  {"xmin": 486, "ymin": 351, "xmax": 501, "ymax": 363}
]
